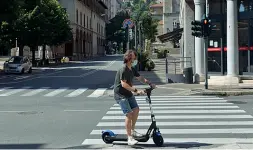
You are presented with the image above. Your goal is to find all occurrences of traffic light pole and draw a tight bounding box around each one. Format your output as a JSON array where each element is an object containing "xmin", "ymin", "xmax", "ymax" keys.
[
  {"xmin": 204, "ymin": 0, "xmax": 209, "ymax": 89},
  {"xmin": 126, "ymin": 24, "xmax": 129, "ymax": 50},
  {"xmin": 204, "ymin": 37, "xmax": 208, "ymax": 89}
]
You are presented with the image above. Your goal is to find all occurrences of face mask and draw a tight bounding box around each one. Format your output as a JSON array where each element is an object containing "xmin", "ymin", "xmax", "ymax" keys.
[{"xmin": 132, "ymin": 60, "xmax": 138, "ymax": 66}]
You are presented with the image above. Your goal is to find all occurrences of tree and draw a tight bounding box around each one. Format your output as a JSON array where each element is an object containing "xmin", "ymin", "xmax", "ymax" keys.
[
  {"xmin": 130, "ymin": 0, "xmax": 158, "ymax": 43},
  {"xmin": 0, "ymin": 0, "xmax": 22, "ymax": 55},
  {"xmin": 11, "ymin": 0, "xmax": 72, "ymax": 64},
  {"xmin": 106, "ymin": 10, "xmax": 130, "ymax": 53}
]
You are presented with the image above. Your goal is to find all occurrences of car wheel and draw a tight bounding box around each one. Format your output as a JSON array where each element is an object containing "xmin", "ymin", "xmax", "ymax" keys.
[{"xmin": 28, "ymin": 67, "xmax": 32, "ymax": 74}]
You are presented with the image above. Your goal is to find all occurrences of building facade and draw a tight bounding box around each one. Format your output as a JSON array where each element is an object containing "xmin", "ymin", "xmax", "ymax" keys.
[
  {"xmin": 111, "ymin": 0, "xmax": 123, "ymax": 18},
  {"xmin": 151, "ymin": 0, "xmax": 180, "ymax": 48},
  {"xmin": 180, "ymin": 0, "xmax": 252, "ymax": 84},
  {"xmin": 57, "ymin": 0, "xmax": 108, "ymax": 60}
]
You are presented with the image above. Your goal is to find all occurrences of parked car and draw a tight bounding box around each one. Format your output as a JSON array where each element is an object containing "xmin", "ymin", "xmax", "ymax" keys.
[{"xmin": 3, "ymin": 56, "xmax": 32, "ymax": 74}]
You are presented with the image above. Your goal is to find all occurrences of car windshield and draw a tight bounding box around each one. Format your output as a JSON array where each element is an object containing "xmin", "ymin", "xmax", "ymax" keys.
[{"xmin": 8, "ymin": 57, "xmax": 22, "ymax": 63}]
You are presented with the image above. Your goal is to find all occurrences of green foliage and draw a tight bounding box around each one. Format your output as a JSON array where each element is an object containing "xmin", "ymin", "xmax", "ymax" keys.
[
  {"xmin": 0, "ymin": 0, "xmax": 72, "ymax": 55},
  {"xmin": 146, "ymin": 59, "xmax": 155, "ymax": 71},
  {"xmin": 106, "ymin": 10, "xmax": 130, "ymax": 43},
  {"xmin": 156, "ymin": 47, "xmax": 169, "ymax": 58},
  {"xmin": 130, "ymin": 0, "xmax": 158, "ymax": 42}
]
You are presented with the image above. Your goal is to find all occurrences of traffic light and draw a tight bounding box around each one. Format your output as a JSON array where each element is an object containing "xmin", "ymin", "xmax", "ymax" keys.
[
  {"xmin": 191, "ymin": 20, "xmax": 203, "ymax": 37},
  {"xmin": 129, "ymin": 29, "xmax": 133, "ymax": 40},
  {"xmin": 202, "ymin": 18, "xmax": 212, "ymax": 37}
]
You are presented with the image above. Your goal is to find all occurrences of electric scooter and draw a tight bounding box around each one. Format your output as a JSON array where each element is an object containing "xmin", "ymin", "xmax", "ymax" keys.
[{"xmin": 101, "ymin": 86, "xmax": 164, "ymax": 147}]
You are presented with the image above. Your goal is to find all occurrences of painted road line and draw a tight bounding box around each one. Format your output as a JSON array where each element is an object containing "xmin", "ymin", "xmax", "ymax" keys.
[
  {"xmin": 82, "ymin": 138, "xmax": 253, "ymax": 145},
  {"xmin": 113, "ymin": 103, "xmax": 234, "ymax": 106},
  {"xmin": 44, "ymin": 87, "xmax": 68, "ymax": 97},
  {"xmin": 106, "ymin": 110, "xmax": 246, "ymax": 114},
  {"xmin": 0, "ymin": 87, "xmax": 12, "ymax": 92},
  {"xmin": 14, "ymin": 76, "xmax": 30, "ymax": 80},
  {"xmin": 135, "ymin": 100, "xmax": 228, "ymax": 103},
  {"xmin": 87, "ymin": 88, "xmax": 107, "ymax": 98},
  {"xmin": 110, "ymin": 106, "xmax": 240, "ymax": 110},
  {"xmin": 135, "ymin": 96, "xmax": 222, "ymax": 98},
  {"xmin": 65, "ymin": 88, "xmax": 88, "ymax": 97},
  {"xmin": 21, "ymin": 87, "xmax": 50, "ymax": 96},
  {"xmin": 136, "ymin": 98, "xmax": 224, "ymax": 100},
  {"xmin": 0, "ymin": 87, "xmax": 31, "ymax": 96},
  {"xmin": 102, "ymin": 115, "xmax": 253, "ymax": 120},
  {"xmin": 90, "ymin": 128, "xmax": 253, "ymax": 135},
  {"xmin": 97, "ymin": 121, "xmax": 253, "ymax": 127},
  {"xmin": 64, "ymin": 110, "xmax": 100, "ymax": 112}
]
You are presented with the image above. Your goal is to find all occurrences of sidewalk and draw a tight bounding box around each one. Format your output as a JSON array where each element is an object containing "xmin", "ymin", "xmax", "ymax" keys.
[{"xmin": 133, "ymin": 56, "xmax": 253, "ymax": 96}]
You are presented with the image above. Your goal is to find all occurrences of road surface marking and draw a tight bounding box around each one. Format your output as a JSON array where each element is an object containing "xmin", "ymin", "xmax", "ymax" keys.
[
  {"xmin": 102, "ymin": 115, "xmax": 253, "ymax": 120},
  {"xmin": 136, "ymin": 97, "xmax": 224, "ymax": 100},
  {"xmin": 0, "ymin": 111, "xmax": 32, "ymax": 113},
  {"xmin": 0, "ymin": 87, "xmax": 31, "ymax": 96},
  {"xmin": 44, "ymin": 87, "xmax": 68, "ymax": 97},
  {"xmin": 87, "ymin": 88, "xmax": 107, "ymax": 98},
  {"xmin": 106, "ymin": 110, "xmax": 245, "ymax": 114},
  {"xmin": 82, "ymin": 138, "xmax": 253, "ymax": 145},
  {"xmin": 135, "ymin": 95, "xmax": 220, "ymax": 98},
  {"xmin": 64, "ymin": 110, "xmax": 100, "ymax": 112},
  {"xmin": 0, "ymin": 87, "xmax": 12, "ymax": 92},
  {"xmin": 90, "ymin": 128, "xmax": 253, "ymax": 135},
  {"xmin": 110, "ymin": 106, "xmax": 239, "ymax": 109},
  {"xmin": 113, "ymin": 103, "xmax": 234, "ymax": 106},
  {"xmin": 21, "ymin": 87, "xmax": 50, "ymax": 96},
  {"xmin": 135, "ymin": 100, "xmax": 228, "ymax": 103},
  {"xmin": 65, "ymin": 88, "xmax": 88, "ymax": 97},
  {"xmin": 14, "ymin": 76, "xmax": 30, "ymax": 80},
  {"xmin": 97, "ymin": 121, "xmax": 253, "ymax": 127}
]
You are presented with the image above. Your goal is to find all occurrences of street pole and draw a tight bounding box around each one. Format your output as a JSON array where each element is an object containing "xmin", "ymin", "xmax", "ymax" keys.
[
  {"xmin": 126, "ymin": 24, "xmax": 129, "ymax": 50},
  {"xmin": 135, "ymin": 22, "xmax": 137, "ymax": 50},
  {"xmin": 204, "ymin": 0, "xmax": 209, "ymax": 89}
]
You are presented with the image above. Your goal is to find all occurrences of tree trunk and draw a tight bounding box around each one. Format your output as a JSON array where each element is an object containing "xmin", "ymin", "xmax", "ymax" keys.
[
  {"xmin": 31, "ymin": 45, "xmax": 36, "ymax": 66},
  {"xmin": 42, "ymin": 45, "xmax": 46, "ymax": 61},
  {"xmin": 19, "ymin": 44, "xmax": 24, "ymax": 56}
]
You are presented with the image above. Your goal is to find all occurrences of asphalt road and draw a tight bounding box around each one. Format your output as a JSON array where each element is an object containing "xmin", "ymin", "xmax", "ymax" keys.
[{"xmin": 0, "ymin": 55, "xmax": 253, "ymax": 149}]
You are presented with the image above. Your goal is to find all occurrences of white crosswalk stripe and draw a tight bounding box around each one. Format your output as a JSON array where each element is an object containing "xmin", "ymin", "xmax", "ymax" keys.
[
  {"xmin": 0, "ymin": 87, "xmax": 31, "ymax": 96},
  {"xmin": 0, "ymin": 86, "xmax": 110, "ymax": 98},
  {"xmin": 21, "ymin": 87, "xmax": 50, "ymax": 96},
  {"xmin": 81, "ymin": 95, "xmax": 253, "ymax": 148},
  {"xmin": 87, "ymin": 88, "xmax": 107, "ymax": 98},
  {"xmin": 64, "ymin": 88, "xmax": 88, "ymax": 97}
]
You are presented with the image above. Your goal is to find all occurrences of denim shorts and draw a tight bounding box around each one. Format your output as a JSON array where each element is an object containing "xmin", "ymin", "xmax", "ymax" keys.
[{"xmin": 114, "ymin": 93, "xmax": 139, "ymax": 115}]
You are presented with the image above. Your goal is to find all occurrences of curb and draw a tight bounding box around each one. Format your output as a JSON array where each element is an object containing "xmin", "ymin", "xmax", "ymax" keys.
[{"xmin": 190, "ymin": 90, "xmax": 253, "ymax": 96}]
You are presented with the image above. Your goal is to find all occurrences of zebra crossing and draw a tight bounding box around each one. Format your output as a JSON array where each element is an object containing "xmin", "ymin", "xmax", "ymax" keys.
[
  {"xmin": 0, "ymin": 86, "xmax": 112, "ymax": 98},
  {"xmin": 81, "ymin": 95, "xmax": 253, "ymax": 148}
]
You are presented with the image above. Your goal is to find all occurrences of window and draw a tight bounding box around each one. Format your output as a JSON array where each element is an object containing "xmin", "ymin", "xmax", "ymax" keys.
[
  {"xmin": 76, "ymin": 9, "xmax": 78, "ymax": 24},
  {"xmin": 80, "ymin": 12, "xmax": 82, "ymax": 26},
  {"xmin": 87, "ymin": 16, "xmax": 89, "ymax": 28},
  {"xmin": 84, "ymin": 14, "xmax": 85, "ymax": 27}
]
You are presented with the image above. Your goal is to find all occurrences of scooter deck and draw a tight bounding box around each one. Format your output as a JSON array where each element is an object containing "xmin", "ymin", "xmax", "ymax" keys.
[
  {"xmin": 106, "ymin": 134, "xmax": 149, "ymax": 142},
  {"xmin": 107, "ymin": 134, "xmax": 128, "ymax": 141}
]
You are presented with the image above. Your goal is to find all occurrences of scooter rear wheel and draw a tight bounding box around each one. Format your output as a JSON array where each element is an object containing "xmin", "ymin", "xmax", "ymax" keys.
[
  {"xmin": 153, "ymin": 133, "xmax": 164, "ymax": 146},
  {"xmin": 102, "ymin": 132, "xmax": 113, "ymax": 144}
]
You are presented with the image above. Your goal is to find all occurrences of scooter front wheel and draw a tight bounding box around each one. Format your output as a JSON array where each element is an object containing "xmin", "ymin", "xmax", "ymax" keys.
[
  {"xmin": 102, "ymin": 132, "xmax": 113, "ymax": 144},
  {"xmin": 153, "ymin": 132, "xmax": 164, "ymax": 146}
]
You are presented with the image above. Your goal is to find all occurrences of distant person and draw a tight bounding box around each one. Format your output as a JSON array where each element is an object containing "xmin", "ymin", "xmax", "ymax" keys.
[{"xmin": 113, "ymin": 49, "xmax": 156, "ymax": 145}]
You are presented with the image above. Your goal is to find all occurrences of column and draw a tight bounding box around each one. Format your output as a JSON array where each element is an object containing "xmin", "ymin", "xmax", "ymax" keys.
[
  {"xmin": 183, "ymin": 1, "xmax": 195, "ymax": 70},
  {"xmin": 227, "ymin": 0, "xmax": 239, "ymax": 77},
  {"xmin": 194, "ymin": 0, "xmax": 205, "ymax": 82}
]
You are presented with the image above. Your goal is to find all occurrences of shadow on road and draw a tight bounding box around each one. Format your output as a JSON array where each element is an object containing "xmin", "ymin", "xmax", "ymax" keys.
[
  {"xmin": 65, "ymin": 142, "xmax": 213, "ymax": 149},
  {"xmin": 0, "ymin": 144, "xmax": 46, "ymax": 149}
]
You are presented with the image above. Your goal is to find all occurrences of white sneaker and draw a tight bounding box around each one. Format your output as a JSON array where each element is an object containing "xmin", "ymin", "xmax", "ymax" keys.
[
  {"xmin": 132, "ymin": 130, "xmax": 144, "ymax": 137},
  {"xmin": 128, "ymin": 136, "xmax": 138, "ymax": 146}
]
